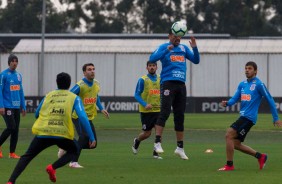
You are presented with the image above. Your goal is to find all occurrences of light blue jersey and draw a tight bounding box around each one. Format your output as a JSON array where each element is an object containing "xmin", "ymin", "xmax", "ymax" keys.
[
  {"xmin": 0, "ymin": 68, "xmax": 26, "ymax": 110},
  {"xmin": 149, "ymin": 42, "xmax": 200, "ymax": 84},
  {"xmin": 227, "ymin": 77, "xmax": 279, "ymax": 124}
]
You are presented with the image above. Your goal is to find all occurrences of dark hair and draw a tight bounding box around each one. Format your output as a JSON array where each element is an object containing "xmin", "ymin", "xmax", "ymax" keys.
[
  {"xmin": 168, "ymin": 29, "xmax": 172, "ymax": 34},
  {"xmin": 245, "ymin": 61, "xmax": 257, "ymax": 71},
  {"xmin": 56, "ymin": 72, "xmax": 71, "ymax": 89},
  {"xmin": 82, "ymin": 63, "xmax": 94, "ymax": 72},
  {"xmin": 146, "ymin": 61, "xmax": 157, "ymax": 67},
  {"xmin": 8, "ymin": 54, "xmax": 18, "ymax": 65}
]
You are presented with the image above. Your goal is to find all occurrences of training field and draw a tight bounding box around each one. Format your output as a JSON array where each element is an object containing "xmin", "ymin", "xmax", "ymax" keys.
[{"xmin": 0, "ymin": 113, "xmax": 281, "ymax": 184}]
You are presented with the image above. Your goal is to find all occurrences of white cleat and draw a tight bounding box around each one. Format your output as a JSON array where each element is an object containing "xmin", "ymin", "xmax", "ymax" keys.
[
  {"xmin": 174, "ymin": 147, "xmax": 189, "ymax": 160},
  {"xmin": 154, "ymin": 142, "xmax": 164, "ymax": 154},
  {"xmin": 132, "ymin": 138, "xmax": 138, "ymax": 154},
  {"xmin": 153, "ymin": 155, "xmax": 163, "ymax": 160},
  {"xmin": 132, "ymin": 146, "xmax": 138, "ymax": 154},
  {"xmin": 69, "ymin": 162, "xmax": 84, "ymax": 168},
  {"xmin": 57, "ymin": 148, "xmax": 66, "ymax": 158}
]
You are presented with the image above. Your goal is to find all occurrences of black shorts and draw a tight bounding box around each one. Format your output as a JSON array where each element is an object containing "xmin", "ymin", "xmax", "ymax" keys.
[
  {"xmin": 140, "ymin": 112, "xmax": 160, "ymax": 131},
  {"xmin": 156, "ymin": 80, "xmax": 186, "ymax": 130},
  {"xmin": 73, "ymin": 118, "xmax": 97, "ymax": 149},
  {"xmin": 230, "ymin": 116, "xmax": 254, "ymax": 142}
]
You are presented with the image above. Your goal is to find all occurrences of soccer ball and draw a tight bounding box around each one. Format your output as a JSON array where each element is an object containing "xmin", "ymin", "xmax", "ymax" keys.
[{"xmin": 171, "ymin": 21, "xmax": 187, "ymax": 37}]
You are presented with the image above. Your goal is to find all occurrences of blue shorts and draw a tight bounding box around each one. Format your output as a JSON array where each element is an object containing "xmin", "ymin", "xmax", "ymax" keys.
[{"xmin": 230, "ymin": 116, "xmax": 254, "ymax": 142}]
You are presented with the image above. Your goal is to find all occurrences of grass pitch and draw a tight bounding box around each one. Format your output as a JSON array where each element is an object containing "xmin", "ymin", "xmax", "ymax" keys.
[{"xmin": 0, "ymin": 113, "xmax": 281, "ymax": 184}]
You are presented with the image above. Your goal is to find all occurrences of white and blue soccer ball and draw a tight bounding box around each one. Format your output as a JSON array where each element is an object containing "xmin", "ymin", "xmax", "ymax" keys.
[{"xmin": 171, "ymin": 21, "xmax": 187, "ymax": 37}]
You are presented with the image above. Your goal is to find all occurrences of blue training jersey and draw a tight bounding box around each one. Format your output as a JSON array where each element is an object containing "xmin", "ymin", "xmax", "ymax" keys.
[
  {"xmin": 149, "ymin": 42, "xmax": 200, "ymax": 84},
  {"xmin": 227, "ymin": 77, "xmax": 279, "ymax": 124},
  {"xmin": 35, "ymin": 94, "xmax": 95, "ymax": 142},
  {"xmin": 134, "ymin": 74, "xmax": 158, "ymax": 107},
  {"xmin": 0, "ymin": 68, "xmax": 26, "ymax": 110}
]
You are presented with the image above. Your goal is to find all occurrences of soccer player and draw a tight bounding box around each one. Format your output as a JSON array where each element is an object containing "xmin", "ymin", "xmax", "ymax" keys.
[
  {"xmin": 218, "ymin": 61, "xmax": 282, "ymax": 171},
  {"xmin": 148, "ymin": 29, "xmax": 200, "ymax": 160},
  {"xmin": 132, "ymin": 61, "xmax": 162, "ymax": 159},
  {"xmin": 6, "ymin": 72, "xmax": 96, "ymax": 184},
  {"xmin": 58, "ymin": 63, "xmax": 109, "ymax": 168},
  {"xmin": 0, "ymin": 54, "xmax": 26, "ymax": 159}
]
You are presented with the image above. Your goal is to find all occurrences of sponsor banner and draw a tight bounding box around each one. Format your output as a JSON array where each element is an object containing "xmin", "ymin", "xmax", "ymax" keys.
[
  {"xmin": 189, "ymin": 97, "xmax": 282, "ymax": 113},
  {"xmin": 25, "ymin": 96, "xmax": 282, "ymax": 113},
  {"xmin": 25, "ymin": 96, "xmax": 44, "ymax": 113}
]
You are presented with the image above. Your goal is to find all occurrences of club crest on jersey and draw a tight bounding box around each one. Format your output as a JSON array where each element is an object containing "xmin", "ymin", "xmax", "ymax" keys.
[
  {"xmin": 17, "ymin": 74, "xmax": 21, "ymax": 81},
  {"xmin": 250, "ymin": 84, "xmax": 256, "ymax": 91},
  {"xmin": 164, "ymin": 89, "xmax": 170, "ymax": 96}
]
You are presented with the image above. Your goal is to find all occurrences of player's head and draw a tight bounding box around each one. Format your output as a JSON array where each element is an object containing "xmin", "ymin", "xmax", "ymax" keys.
[
  {"xmin": 82, "ymin": 63, "xmax": 95, "ymax": 81},
  {"xmin": 245, "ymin": 61, "xmax": 257, "ymax": 79},
  {"xmin": 168, "ymin": 29, "xmax": 181, "ymax": 46},
  {"xmin": 146, "ymin": 61, "xmax": 157, "ymax": 75},
  {"xmin": 56, "ymin": 72, "xmax": 71, "ymax": 89},
  {"xmin": 8, "ymin": 54, "xmax": 18, "ymax": 70}
]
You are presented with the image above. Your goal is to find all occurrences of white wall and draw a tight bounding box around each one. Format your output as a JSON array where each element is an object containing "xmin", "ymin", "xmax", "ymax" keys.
[
  {"xmin": 1, "ymin": 53, "xmax": 281, "ymax": 97},
  {"xmin": 191, "ymin": 54, "xmax": 228, "ymax": 96},
  {"xmin": 77, "ymin": 54, "xmax": 115, "ymax": 96}
]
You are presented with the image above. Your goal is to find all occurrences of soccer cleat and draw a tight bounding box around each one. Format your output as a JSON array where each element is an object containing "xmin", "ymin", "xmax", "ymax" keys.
[
  {"xmin": 218, "ymin": 165, "xmax": 235, "ymax": 171},
  {"xmin": 46, "ymin": 164, "xmax": 56, "ymax": 182},
  {"xmin": 6, "ymin": 182, "xmax": 13, "ymax": 184},
  {"xmin": 153, "ymin": 155, "xmax": 163, "ymax": 159},
  {"xmin": 132, "ymin": 138, "xmax": 138, "ymax": 154},
  {"xmin": 153, "ymin": 150, "xmax": 163, "ymax": 159},
  {"xmin": 9, "ymin": 153, "xmax": 20, "ymax": 159},
  {"xmin": 57, "ymin": 148, "xmax": 66, "ymax": 158},
  {"xmin": 174, "ymin": 147, "xmax": 188, "ymax": 160},
  {"xmin": 154, "ymin": 142, "xmax": 164, "ymax": 154},
  {"xmin": 69, "ymin": 162, "xmax": 84, "ymax": 168},
  {"xmin": 258, "ymin": 154, "xmax": 268, "ymax": 170}
]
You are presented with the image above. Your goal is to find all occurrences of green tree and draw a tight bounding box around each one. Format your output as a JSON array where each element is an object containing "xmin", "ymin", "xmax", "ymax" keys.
[
  {"xmin": 0, "ymin": 0, "xmax": 68, "ymax": 33},
  {"xmin": 269, "ymin": 0, "xmax": 282, "ymax": 36},
  {"xmin": 214, "ymin": 0, "xmax": 281, "ymax": 36},
  {"xmin": 136, "ymin": 0, "xmax": 178, "ymax": 33},
  {"xmin": 84, "ymin": 0, "xmax": 124, "ymax": 33},
  {"xmin": 183, "ymin": 0, "xmax": 217, "ymax": 33}
]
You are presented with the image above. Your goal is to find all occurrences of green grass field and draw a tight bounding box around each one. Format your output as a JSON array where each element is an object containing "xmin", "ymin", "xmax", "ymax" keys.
[{"xmin": 0, "ymin": 113, "xmax": 281, "ymax": 184}]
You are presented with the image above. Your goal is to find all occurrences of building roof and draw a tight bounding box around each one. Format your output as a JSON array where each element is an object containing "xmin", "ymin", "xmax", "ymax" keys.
[{"xmin": 12, "ymin": 38, "xmax": 282, "ymax": 54}]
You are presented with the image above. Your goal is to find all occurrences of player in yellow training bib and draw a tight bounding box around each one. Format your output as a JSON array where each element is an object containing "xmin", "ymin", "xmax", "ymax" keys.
[
  {"xmin": 132, "ymin": 61, "xmax": 162, "ymax": 159},
  {"xmin": 7, "ymin": 72, "xmax": 96, "ymax": 184},
  {"xmin": 57, "ymin": 63, "xmax": 109, "ymax": 168}
]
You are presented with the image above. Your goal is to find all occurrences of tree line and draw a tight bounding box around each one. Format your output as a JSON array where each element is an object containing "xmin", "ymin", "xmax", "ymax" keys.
[{"xmin": 0, "ymin": 0, "xmax": 281, "ymax": 37}]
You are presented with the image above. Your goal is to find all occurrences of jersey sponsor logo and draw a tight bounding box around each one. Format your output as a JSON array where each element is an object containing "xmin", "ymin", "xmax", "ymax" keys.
[
  {"xmin": 51, "ymin": 94, "xmax": 67, "ymax": 97},
  {"xmin": 241, "ymin": 94, "xmax": 251, "ymax": 101},
  {"xmin": 172, "ymin": 70, "xmax": 185, "ymax": 79},
  {"xmin": 48, "ymin": 120, "xmax": 64, "ymax": 126},
  {"xmin": 84, "ymin": 97, "xmax": 97, "ymax": 104},
  {"xmin": 10, "ymin": 85, "xmax": 20, "ymax": 91},
  {"xmin": 50, "ymin": 99, "xmax": 66, "ymax": 104},
  {"xmin": 170, "ymin": 55, "xmax": 185, "ymax": 62},
  {"xmin": 12, "ymin": 101, "xmax": 20, "ymax": 106},
  {"xmin": 250, "ymin": 84, "xmax": 256, "ymax": 91},
  {"xmin": 149, "ymin": 89, "xmax": 160, "ymax": 95},
  {"xmin": 49, "ymin": 108, "xmax": 65, "ymax": 115}
]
